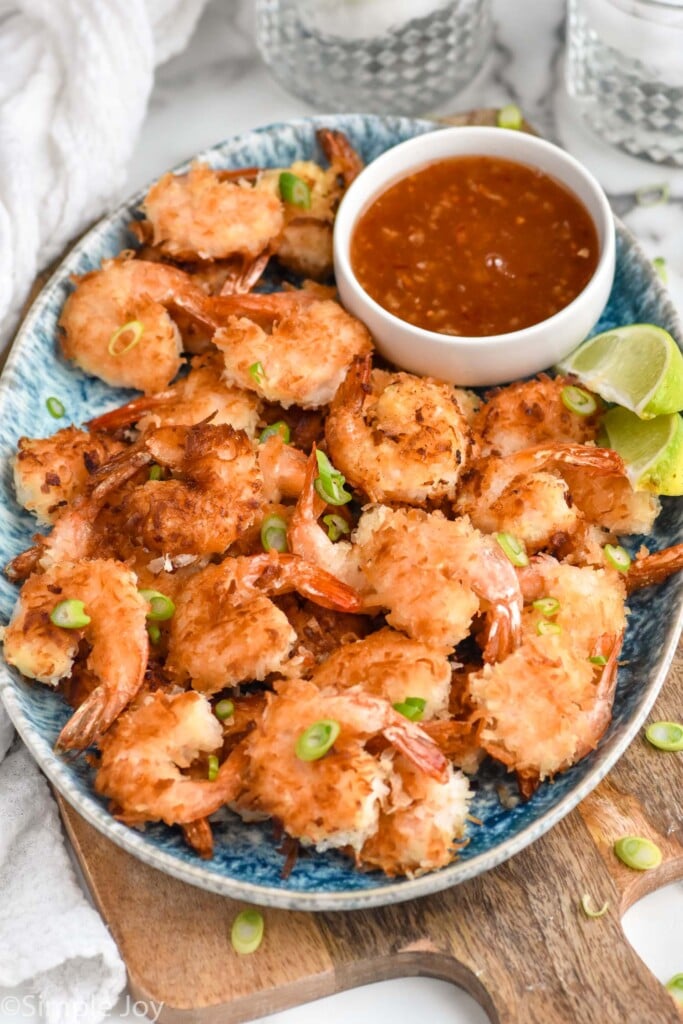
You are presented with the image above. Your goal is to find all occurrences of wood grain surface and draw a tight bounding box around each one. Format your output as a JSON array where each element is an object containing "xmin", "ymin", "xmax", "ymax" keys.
[{"xmin": 58, "ymin": 644, "xmax": 683, "ymax": 1024}]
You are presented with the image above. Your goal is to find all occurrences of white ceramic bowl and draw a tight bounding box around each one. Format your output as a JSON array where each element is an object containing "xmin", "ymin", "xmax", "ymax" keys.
[{"xmin": 333, "ymin": 126, "xmax": 616, "ymax": 387}]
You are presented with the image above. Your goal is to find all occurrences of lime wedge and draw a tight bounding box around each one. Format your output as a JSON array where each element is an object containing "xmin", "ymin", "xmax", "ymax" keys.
[
  {"xmin": 602, "ymin": 406, "xmax": 683, "ymax": 495},
  {"xmin": 556, "ymin": 324, "xmax": 683, "ymax": 419}
]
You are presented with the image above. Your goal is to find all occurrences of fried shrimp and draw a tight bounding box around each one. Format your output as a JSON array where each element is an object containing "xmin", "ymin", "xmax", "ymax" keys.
[
  {"xmin": 95, "ymin": 690, "xmax": 243, "ymax": 826},
  {"xmin": 13, "ymin": 427, "xmax": 125, "ymax": 524},
  {"xmin": 86, "ymin": 352, "xmax": 262, "ymax": 437},
  {"xmin": 166, "ymin": 552, "xmax": 361, "ymax": 693},
  {"xmin": 59, "ymin": 258, "xmax": 208, "ymax": 393},
  {"xmin": 142, "ymin": 161, "xmax": 284, "ymax": 262},
  {"xmin": 234, "ymin": 677, "xmax": 448, "ymax": 857},
  {"xmin": 1, "ymin": 559, "xmax": 148, "ymax": 750},
  {"xmin": 311, "ymin": 628, "xmax": 452, "ymax": 720},
  {"xmin": 325, "ymin": 355, "xmax": 474, "ymax": 504}
]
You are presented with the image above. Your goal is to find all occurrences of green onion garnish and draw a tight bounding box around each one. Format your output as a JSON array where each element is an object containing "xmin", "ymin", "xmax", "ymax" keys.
[
  {"xmin": 249, "ymin": 361, "xmax": 266, "ymax": 386},
  {"xmin": 46, "ymin": 396, "xmax": 65, "ymax": 419},
  {"xmin": 323, "ymin": 513, "xmax": 350, "ymax": 542},
  {"xmin": 108, "ymin": 319, "xmax": 144, "ymax": 356},
  {"xmin": 231, "ymin": 909, "xmax": 264, "ymax": 955},
  {"xmin": 279, "ymin": 171, "xmax": 312, "ymax": 209},
  {"xmin": 215, "ymin": 699, "xmax": 235, "ymax": 721},
  {"xmin": 139, "ymin": 589, "xmax": 175, "ymax": 621},
  {"xmin": 604, "ymin": 544, "xmax": 631, "ymax": 573},
  {"xmin": 393, "ymin": 697, "xmax": 427, "ymax": 722},
  {"xmin": 635, "ymin": 182, "xmax": 670, "ymax": 208},
  {"xmin": 653, "ymin": 256, "xmax": 668, "ymax": 284},
  {"xmin": 49, "ymin": 599, "xmax": 91, "ymax": 629},
  {"xmin": 561, "ymin": 385, "xmax": 597, "ymax": 416},
  {"xmin": 496, "ymin": 103, "xmax": 523, "ymax": 130},
  {"xmin": 495, "ymin": 532, "xmax": 528, "ymax": 567},
  {"xmin": 580, "ymin": 893, "xmax": 609, "ymax": 918},
  {"xmin": 207, "ymin": 754, "xmax": 220, "ymax": 782},
  {"xmin": 260, "ymin": 513, "xmax": 289, "ymax": 553},
  {"xmin": 532, "ymin": 597, "xmax": 560, "ymax": 617},
  {"xmin": 314, "ymin": 450, "xmax": 353, "ymax": 506},
  {"xmin": 537, "ymin": 620, "xmax": 562, "ymax": 636},
  {"xmin": 589, "ymin": 654, "xmax": 607, "ymax": 666},
  {"xmin": 149, "ymin": 464, "xmax": 164, "ymax": 481},
  {"xmin": 147, "ymin": 623, "xmax": 161, "ymax": 645},
  {"xmin": 258, "ymin": 421, "xmax": 291, "ymax": 445},
  {"xmin": 295, "ymin": 719, "xmax": 340, "ymax": 761},
  {"xmin": 665, "ymin": 974, "xmax": 683, "ymax": 1006},
  {"xmin": 613, "ymin": 835, "xmax": 662, "ymax": 871},
  {"xmin": 644, "ymin": 720, "xmax": 683, "ymax": 752}
]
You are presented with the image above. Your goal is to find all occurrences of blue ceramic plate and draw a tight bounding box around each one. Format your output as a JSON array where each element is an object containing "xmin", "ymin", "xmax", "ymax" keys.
[{"xmin": 1, "ymin": 115, "xmax": 682, "ymax": 911}]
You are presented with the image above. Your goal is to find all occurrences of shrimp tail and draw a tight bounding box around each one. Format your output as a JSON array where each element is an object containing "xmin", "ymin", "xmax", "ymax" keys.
[
  {"xmin": 383, "ymin": 725, "xmax": 449, "ymax": 782},
  {"xmin": 219, "ymin": 252, "xmax": 270, "ymax": 296},
  {"xmin": 56, "ymin": 686, "xmax": 111, "ymax": 751},
  {"xmin": 337, "ymin": 353, "xmax": 372, "ymax": 414},
  {"xmin": 316, "ymin": 128, "xmax": 364, "ymax": 186},
  {"xmin": 522, "ymin": 442, "xmax": 626, "ymax": 476},
  {"xmin": 573, "ymin": 631, "xmax": 623, "ymax": 762},
  {"xmin": 626, "ymin": 543, "xmax": 683, "ymax": 593},
  {"xmin": 249, "ymin": 551, "xmax": 362, "ymax": 612},
  {"xmin": 483, "ymin": 599, "xmax": 522, "ymax": 663},
  {"xmin": 86, "ymin": 391, "xmax": 176, "ymax": 432},
  {"xmin": 516, "ymin": 770, "xmax": 540, "ymax": 799},
  {"xmin": 5, "ymin": 544, "xmax": 43, "ymax": 582},
  {"xmin": 182, "ymin": 818, "xmax": 214, "ymax": 859}
]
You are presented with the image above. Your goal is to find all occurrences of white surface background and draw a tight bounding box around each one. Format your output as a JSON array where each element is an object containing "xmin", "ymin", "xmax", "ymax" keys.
[{"xmin": 1, "ymin": 0, "xmax": 683, "ymax": 1020}]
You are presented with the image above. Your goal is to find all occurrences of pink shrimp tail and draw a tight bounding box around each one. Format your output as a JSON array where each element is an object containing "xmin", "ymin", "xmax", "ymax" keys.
[
  {"xmin": 626, "ymin": 543, "xmax": 683, "ymax": 594},
  {"xmin": 483, "ymin": 599, "xmax": 522, "ymax": 663},
  {"xmin": 383, "ymin": 725, "xmax": 449, "ymax": 782},
  {"xmin": 86, "ymin": 391, "xmax": 176, "ymax": 432},
  {"xmin": 524, "ymin": 442, "xmax": 626, "ymax": 476},
  {"xmin": 316, "ymin": 128, "xmax": 364, "ymax": 185}
]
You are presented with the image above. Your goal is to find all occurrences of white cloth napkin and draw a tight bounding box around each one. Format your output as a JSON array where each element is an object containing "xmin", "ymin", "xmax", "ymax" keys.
[{"xmin": 0, "ymin": 1, "xmax": 207, "ymax": 1020}]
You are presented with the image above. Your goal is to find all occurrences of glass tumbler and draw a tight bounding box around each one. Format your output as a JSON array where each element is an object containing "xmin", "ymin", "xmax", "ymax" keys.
[
  {"xmin": 255, "ymin": 0, "xmax": 492, "ymax": 117},
  {"xmin": 565, "ymin": 0, "xmax": 683, "ymax": 165}
]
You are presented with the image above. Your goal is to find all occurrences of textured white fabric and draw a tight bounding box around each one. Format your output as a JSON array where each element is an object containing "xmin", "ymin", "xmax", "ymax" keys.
[{"xmin": 0, "ymin": 1, "xmax": 207, "ymax": 1020}]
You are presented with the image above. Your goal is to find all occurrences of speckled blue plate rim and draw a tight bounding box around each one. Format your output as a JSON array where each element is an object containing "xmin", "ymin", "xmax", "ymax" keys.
[{"xmin": 1, "ymin": 114, "xmax": 682, "ymax": 912}]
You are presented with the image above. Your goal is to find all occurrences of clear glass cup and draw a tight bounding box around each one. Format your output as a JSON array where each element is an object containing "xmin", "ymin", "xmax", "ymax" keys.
[
  {"xmin": 255, "ymin": 0, "xmax": 492, "ymax": 117},
  {"xmin": 565, "ymin": 0, "xmax": 683, "ymax": 165}
]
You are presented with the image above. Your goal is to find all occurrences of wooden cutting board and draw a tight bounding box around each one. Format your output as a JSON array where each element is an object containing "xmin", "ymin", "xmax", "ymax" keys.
[{"xmin": 58, "ymin": 644, "xmax": 683, "ymax": 1024}]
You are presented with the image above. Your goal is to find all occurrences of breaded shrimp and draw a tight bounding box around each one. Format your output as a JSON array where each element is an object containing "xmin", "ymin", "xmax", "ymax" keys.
[
  {"xmin": 59, "ymin": 258, "xmax": 208, "ymax": 393},
  {"xmin": 166, "ymin": 552, "xmax": 361, "ymax": 693},
  {"xmin": 142, "ymin": 162, "xmax": 284, "ymax": 262},
  {"xmin": 325, "ymin": 356, "xmax": 474, "ymax": 504},
  {"xmin": 13, "ymin": 427, "xmax": 125, "ymax": 524},
  {"xmin": 1, "ymin": 559, "xmax": 148, "ymax": 750}
]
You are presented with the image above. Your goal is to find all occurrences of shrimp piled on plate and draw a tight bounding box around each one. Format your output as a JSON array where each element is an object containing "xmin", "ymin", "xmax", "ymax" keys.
[{"xmin": 3, "ymin": 129, "xmax": 683, "ymax": 880}]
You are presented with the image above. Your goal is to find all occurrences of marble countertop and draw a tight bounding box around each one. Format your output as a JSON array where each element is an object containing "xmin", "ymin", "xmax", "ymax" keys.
[{"xmin": 5, "ymin": 1, "xmax": 683, "ymax": 1021}]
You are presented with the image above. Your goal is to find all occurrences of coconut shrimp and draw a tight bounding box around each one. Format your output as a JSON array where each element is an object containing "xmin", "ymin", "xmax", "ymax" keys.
[
  {"xmin": 141, "ymin": 162, "xmax": 284, "ymax": 262},
  {"xmin": 86, "ymin": 352, "xmax": 262, "ymax": 438},
  {"xmin": 95, "ymin": 691, "xmax": 243, "ymax": 832},
  {"xmin": 1, "ymin": 559, "xmax": 148, "ymax": 750},
  {"xmin": 13, "ymin": 427, "xmax": 126, "ymax": 524},
  {"xmin": 192, "ymin": 290, "xmax": 373, "ymax": 408},
  {"xmin": 325, "ymin": 356, "xmax": 475, "ymax": 504},
  {"xmin": 234, "ymin": 678, "xmax": 448, "ymax": 858},
  {"xmin": 311, "ymin": 628, "xmax": 453, "ymax": 720},
  {"xmin": 468, "ymin": 555, "xmax": 628, "ymax": 795},
  {"xmin": 166, "ymin": 552, "xmax": 362, "ymax": 693}
]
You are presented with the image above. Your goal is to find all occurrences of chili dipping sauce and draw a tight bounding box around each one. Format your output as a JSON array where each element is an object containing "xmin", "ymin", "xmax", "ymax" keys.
[{"xmin": 350, "ymin": 155, "xmax": 599, "ymax": 337}]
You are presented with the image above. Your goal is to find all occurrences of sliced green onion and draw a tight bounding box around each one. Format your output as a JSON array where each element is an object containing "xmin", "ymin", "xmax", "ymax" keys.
[
  {"xmin": 149, "ymin": 464, "xmax": 165, "ymax": 481},
  {"xmin": 604, "ymin": 544, "xmax": 631, "ymax": 573},
  {"xmin": 139, "ymin": 589, "xmax": 176, "ymax": 621},
  {"xmin": 215, "ymin": 699, "xmax": 235, "ymax": 721},
  {"xmin": 147, "ymin": 623, "xmax": 161, "ymax": 645},
  {"xmin": 653, "ymin": 256, "xmax": 668, "ymax": 284},
  {"xmin": 260, "ymin": 513, "xmax": 289, "ymax": 553},
  {"xmin": 279, "ymin": 171, "xmax": 312, "ymax": 209},
  {"xmin": 231, "ymin": 909, "xmax": 264, "ymax": 955},
  {"xmin": 314, "ymin": 449, "xmax": 353, "ymax": 506},
  {"xmin": 495, "ymin": 532, "xmax": 529, "ymax": 567},
  {"xmin": 537, "ymin": 620, "xmax": 562, "ymax": 636},
  {"xmin": 635, "ymin": 182, "xmax": 670, "ymax": 208},
  {"xmin": 393, "ymin": 696, "xmax": 427, "ymax": 722},
  {"xmin": 108, "ymin": 319, "xmax": 144, "ymax": 356},
  {"xmin": 665, "ymin": 974, "xmax": 683, "ymax": 1006},
  {"xmin": 613, "ymin": 835, "xmax": 662, "ymax": 870},
  {"xmin": 249, "ymin": 361, "xmax": 266, "ymax": 386},
  {"xmin": 295, "ymin": 719, "xmax": 340, "ymax": 761},
  {"xmin": 207, "ymin": 754, "xmax": 220, "ymax": 782},
  {"xmin": 258, "ymin": 421, "xmax": 291, "ymax": 444},
  {"xmin": 50, "ymin": 599, "xmax": 91, "ymax": 629},
  {"xmin": 561, "ymin": 385, "xmax": 597, "ymax": 416},
  {"xmin": 46, "ymin": 396, "xmax": 65, "ymax": 419},
  {"xmin": 645, "ymin": 720, "xmax": 683, "ymax": 752},
  {"xmin": 496, "ymin": 103, "xmax": 523, "ymax": 130},
  {"xmin": 323, "ymin": 513, "xmax": 350, "ymax": 542},
  {"xmin": 589, "ymin": 654, "xmax": 608, "ymax": 666},
  {"xmin": 532, "ymin": 597, "xmax": 560, "ymax": 617},
  {"xmin": 580, "ymin": 893, "xmax": 609, "ymax": 918}
]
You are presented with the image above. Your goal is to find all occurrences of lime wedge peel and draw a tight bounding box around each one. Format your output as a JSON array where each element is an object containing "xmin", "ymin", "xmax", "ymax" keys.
[
  {"xmin": 602, "ymin": 406, "xmax": 683, "ymax": 496},
  {"xmin": 557, "ymin": 324, "xmax": 683, "ymax": 420}
]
